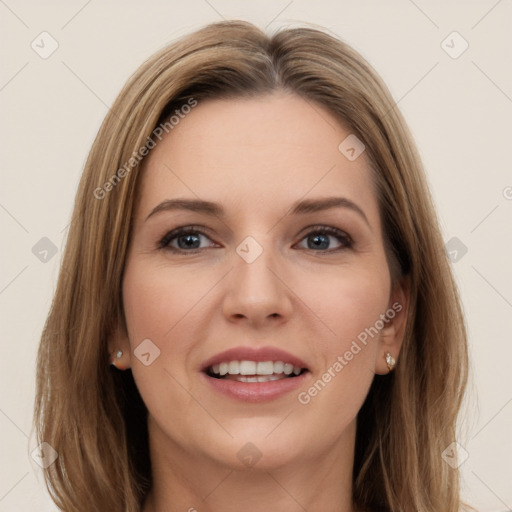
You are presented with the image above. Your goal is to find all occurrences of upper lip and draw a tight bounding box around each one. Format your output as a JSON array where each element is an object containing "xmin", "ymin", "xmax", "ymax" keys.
[{"xmin": 201, "ymin": 346, "xmax": 309, "ymax": 372}]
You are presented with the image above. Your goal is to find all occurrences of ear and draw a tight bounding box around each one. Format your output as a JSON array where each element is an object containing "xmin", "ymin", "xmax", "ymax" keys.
[
  {"xmin": 374, "ymin": 276, "xmax": 410, "ymax": 375},
  {"xmin": 107, "ymin": 317, "xmax": 132, "ymax": 371}
]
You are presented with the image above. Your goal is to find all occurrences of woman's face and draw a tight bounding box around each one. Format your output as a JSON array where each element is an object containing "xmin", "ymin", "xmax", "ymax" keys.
[{"xmin": 114, "ymin": 91, "xmax": 407, "ymax": 470}]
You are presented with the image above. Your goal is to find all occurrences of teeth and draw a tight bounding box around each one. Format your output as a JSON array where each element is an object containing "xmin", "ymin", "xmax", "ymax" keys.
[
  {"xmin": 219, "ymin": 362, "xmax": 229, "ymax": 376},
  {"xmin": 228, "ymin": 361, "xmax": 240, "ymax": 374},
  {"xmin": 239, "ymin": 361, "xmax": 257, "ymax": 375},
  {"xmin": 209, "ymin": 360, "xmax": 303, "ymax": 378},
  {"xmin": 238, "ymin": 375, "xmax": 283, "ymax": 383},
  {"xmin": 274, "ymin": 361, "xmax": 284, "ymax": 373},
  {"xmin": 256, "ymin": 361, "xmax": 274, "ymax": 375}
]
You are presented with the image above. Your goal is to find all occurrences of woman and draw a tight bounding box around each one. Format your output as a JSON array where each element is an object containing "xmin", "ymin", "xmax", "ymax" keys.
[{"xmin": 34, "ymin": 20, "xmax": 471, "ymax": 512}]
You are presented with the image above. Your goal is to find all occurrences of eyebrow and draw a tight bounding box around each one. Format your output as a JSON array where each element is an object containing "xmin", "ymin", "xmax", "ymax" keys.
[{"xmin": 145, "ymin": 196, "xmax": 370, "ymax": 227}]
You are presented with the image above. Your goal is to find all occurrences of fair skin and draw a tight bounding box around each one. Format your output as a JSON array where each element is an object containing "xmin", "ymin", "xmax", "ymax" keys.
[{"xmin": 110, "ymin": 91, "xmax": 408, "ymax": 512}]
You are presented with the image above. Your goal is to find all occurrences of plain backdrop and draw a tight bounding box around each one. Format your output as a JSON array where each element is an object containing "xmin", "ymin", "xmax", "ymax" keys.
[{"xmin": 1, "ymin": 1, "xmax": 511, "ymax": 511}]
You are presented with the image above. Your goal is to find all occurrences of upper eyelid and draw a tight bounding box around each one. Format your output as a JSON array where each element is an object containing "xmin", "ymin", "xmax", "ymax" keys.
[
  {"xmin": 158, "ymin": 226, "xmax": 216, "ymax": 247},
  {"xmin": 161, "ymin": 225, "xmax": 349, "ymax": 238}
]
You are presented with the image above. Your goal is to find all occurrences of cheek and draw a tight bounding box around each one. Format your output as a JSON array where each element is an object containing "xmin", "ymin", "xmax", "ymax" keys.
[
  {"xmin": 257, "ymin": 263, "xmax": 391, "ymax": 453},
  {"xmin": 294, "ymin": 263, "xmax": 390, "ymax": 409},
  {"xmin": 300, "ymin": 261, "xmax": 391, "ymax": 348},
  {"xmin": 121, "ymin": 263, "xmax": 204, "ymax": 429},
  {"xmin": 122, "ymin": 274, "xmax": 169, "ymax": 344},
  {"xmin": 121, "ymin": 262, "xmax": 186, "ymax": 372},
  {"xmin": 122, "ymin": 260, "xmax": 205, "ymax": 345},
  {"xmin": 121, "ymin": 260, "xmax": 220, "ymax": 392}
]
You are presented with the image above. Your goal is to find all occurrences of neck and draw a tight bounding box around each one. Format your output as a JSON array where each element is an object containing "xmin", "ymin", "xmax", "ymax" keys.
[{"xmin": 142, "ymin": 418, "xmax": 358, "ymax": 512}]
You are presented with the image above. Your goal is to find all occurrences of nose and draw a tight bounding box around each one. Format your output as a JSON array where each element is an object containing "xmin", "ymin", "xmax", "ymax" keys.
[{"xmin": 221, "ymin": 241, "xmax": 293, "ymax": 328}]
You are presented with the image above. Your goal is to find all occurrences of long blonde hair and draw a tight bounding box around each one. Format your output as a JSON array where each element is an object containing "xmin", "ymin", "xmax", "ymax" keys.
[{"xmin": 34, "ymin": 20, "xmax": 470, "ymax": 511}]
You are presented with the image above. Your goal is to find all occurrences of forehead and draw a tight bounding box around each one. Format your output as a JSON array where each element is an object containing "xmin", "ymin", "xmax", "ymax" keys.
[{"xmin": 136, "ymin": 92, "xmax": 379, "ymax": 224}]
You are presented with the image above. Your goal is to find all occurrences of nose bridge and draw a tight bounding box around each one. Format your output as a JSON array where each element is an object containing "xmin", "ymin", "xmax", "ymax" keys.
[{"xmin": 222, "ymin": 233, "xmax": 293, "ymax": 323}]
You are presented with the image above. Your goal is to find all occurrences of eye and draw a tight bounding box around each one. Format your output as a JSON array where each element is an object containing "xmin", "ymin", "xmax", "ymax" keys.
[
  {"xmin": 158, "ymin": 226, "xmax": 218, "ymax": 253},
  {"xmin": 295, "ymin": 225, "xmax": 353, "ymax": 252},
  {"xmin": 158, "ymin": 225, "xmax": 353, "ymax": 254}
]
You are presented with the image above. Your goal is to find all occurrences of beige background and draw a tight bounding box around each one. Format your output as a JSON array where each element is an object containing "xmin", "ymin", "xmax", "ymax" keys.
[{"xmin": 1, "ymin": 1, "xmax": 511, "ymax": 511}]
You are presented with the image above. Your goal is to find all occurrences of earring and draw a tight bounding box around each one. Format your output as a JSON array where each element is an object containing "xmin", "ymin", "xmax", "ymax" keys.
[
  {"xmin": 110, "ymin": 350, "xmax": 123, "ymax": 368},
  {"xmin": 385, "ymin": 352, "xmax": 396, "ymax": 372}
]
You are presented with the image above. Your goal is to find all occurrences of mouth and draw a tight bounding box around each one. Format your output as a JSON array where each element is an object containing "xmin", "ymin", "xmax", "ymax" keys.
[{"xmin": 201, "ymin": 347, "xmax": 310, "ymax": 402}]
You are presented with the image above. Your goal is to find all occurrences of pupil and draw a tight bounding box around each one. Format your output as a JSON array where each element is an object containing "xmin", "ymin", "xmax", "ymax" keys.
[
  {"xmin": 178, "ymin": 234, "xmax": 200, "ymax": 249},
  {"xmin": 309, "ymin": 234, "xmax": 329, "ymax": 250}
]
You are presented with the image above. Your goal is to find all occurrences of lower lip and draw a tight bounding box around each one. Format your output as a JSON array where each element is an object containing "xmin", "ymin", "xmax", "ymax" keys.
[{"xmin": 202, "ymin": 372, "xmax": 309, "ymax": 403}]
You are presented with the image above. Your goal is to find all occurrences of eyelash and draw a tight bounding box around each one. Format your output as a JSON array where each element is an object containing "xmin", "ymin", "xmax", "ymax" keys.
[{"xmin": 157, "ymin": 225, "xmax": 353, "ymax": 255}]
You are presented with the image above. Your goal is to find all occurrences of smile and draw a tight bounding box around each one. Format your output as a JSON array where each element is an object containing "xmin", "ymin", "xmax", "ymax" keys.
[{"xmin": 201, "ymin": 347, "xmax": 310, "ymax": 402}]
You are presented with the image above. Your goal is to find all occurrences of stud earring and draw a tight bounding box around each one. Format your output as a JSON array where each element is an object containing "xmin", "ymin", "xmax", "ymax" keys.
[
  {"xmin": 385, "ymin": 352, "xmax": 396, "ymax": 372},
  {"xmin": 110, "ymin": 350, "xmax": 123, "ymax": 368}
]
